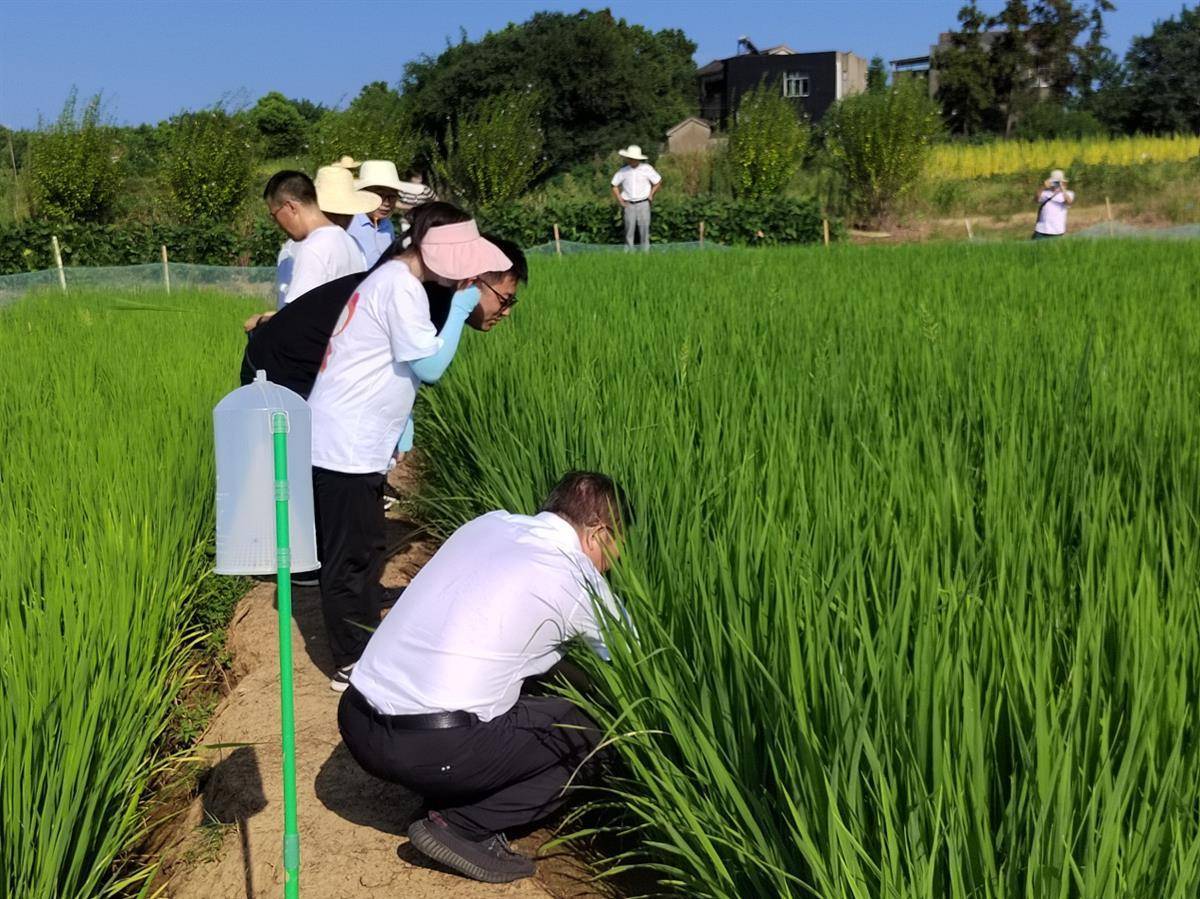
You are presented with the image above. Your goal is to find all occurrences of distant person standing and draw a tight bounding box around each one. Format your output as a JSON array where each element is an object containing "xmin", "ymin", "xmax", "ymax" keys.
[
  {"xmin": 264, "ymin": 169, "xmax": 376, "ymax": 309},
  {"xmin": 350, "ymin": 160, "xmax": 404, "ymax": 267},
  {"xmin": 1032, "ymin": 169, "xmax": 1075, "ymax": 240},
  {"xmin": 610, "ymin": 145, "xmax": 662, "ymax": 251}
]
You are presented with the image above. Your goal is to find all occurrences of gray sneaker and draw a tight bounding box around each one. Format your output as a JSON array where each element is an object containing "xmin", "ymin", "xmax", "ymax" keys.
[
  {"xmin": 407, "ymin": 812, "xmax": 535, "ymax": 883},
  {"xmin": 329, "ymin": 664, "xmax": 354, "ymax": 693}
]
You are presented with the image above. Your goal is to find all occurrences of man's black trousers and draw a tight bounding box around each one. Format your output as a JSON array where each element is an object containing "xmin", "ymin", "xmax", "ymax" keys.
[
  {"xmin": 338, "ymin": 685, "xmax": 601, "ymax": 838},
  {"xmin": 312, "ymin": 467, "xmax": 386, "ymax": 668}
]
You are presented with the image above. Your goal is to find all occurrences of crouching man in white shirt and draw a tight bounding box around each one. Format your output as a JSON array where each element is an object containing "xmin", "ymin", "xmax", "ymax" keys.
[{"xmin": 339, "ymin": 471, "xmax": 630, "ymax": 884}]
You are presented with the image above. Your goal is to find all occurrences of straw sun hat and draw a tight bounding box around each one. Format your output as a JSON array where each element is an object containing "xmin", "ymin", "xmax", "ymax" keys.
[
  {"xmin": 355, "ymin": 160, "xmax": 405, "ymax": 193},
  {"xmin": 617, "ymin": 144, "xmax": 648, "ymax": 161},
  {"xmin": 333, "ymin": 155, "xmax": 362, "ymax": 170},
  {"xmin": 1049, "ymin": 169, "xmax": 1068, "ymax": 183},
  {"xmin": 313, "ymin": 166, "xmax": 380, "ymax": 215}
]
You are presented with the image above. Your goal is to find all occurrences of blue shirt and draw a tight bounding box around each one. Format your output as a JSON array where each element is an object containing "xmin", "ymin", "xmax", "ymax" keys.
[{"xmin": 348, "ymin": 214, "xmax": 396, "ymax": 267}]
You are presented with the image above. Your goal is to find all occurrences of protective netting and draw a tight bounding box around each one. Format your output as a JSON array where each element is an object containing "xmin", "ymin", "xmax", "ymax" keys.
[
  {"xmin": 525, "ymin": 240, "xmax": 730, "ymax": 254},
  {"xmin": 1071, "ymin": 221, "xmax": 1200, "ymax": 240},
  {"xmin": 0, "ymin": 263, "xmax": 275, "ymax": 305}
]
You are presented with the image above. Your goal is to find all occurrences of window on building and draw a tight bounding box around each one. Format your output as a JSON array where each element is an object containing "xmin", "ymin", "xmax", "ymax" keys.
[{"xmin": 783, "ymin": 73, "xmax": 809, "ymax": 98}]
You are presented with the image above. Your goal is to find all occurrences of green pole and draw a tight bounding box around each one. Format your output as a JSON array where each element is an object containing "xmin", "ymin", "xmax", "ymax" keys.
[{"xmin": 272, "ymin": 411, "xmax": 300, "ymax": 899}]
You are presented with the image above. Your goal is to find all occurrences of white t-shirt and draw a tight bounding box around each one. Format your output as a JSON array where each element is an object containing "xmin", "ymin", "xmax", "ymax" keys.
[
  {"xmin": 307, "ymin": 262, "xmax": 441, "ymax": 473},
  {"xmin": 280, "ymin": 225, "xmax": 366, "ymax": 308},
  {"xmin": 611, "ymin": 164, "xmax": 662, "ymax": 202},
  {"xmin": 351, "ymin": 510, "xmax": 624, "ymax": 721},
  {"xmin": 1034, "ymin": 189, "xmax": 1075, "ymax": 236}
]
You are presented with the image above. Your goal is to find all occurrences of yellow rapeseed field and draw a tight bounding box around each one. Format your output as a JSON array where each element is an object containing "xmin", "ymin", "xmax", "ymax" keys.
[{"xmin": 931, "ymin": 134, "xmax": 1200, "ymax": 179}]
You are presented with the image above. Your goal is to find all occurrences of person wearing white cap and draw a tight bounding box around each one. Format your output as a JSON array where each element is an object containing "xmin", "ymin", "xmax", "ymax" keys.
[
  {"xmin": 1033, "ymin": 168, "xmax": 1075, "ymax": 240},
  {"xmin": 350, "ymin": 160, "xmax": 404, "ymax": 266},
  {"xmin": 610, "ymin": 145, "xmax": 662, "ymax": 251},
  {"xmin": 263, "ymin": 169, "xmax": 377, "ymax": 308},
  {"xmin": 306, "ymin": 201, "xmax": 514, "ymax": 690}
]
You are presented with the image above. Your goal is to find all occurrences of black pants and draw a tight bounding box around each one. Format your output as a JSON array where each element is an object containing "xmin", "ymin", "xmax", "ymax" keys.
[
  {"xmin": 313, "ymin": 467, "xmax": 386, "ymax": 667},
  {"xmin": 338, "ymin": 685, "xmax": 601, "ymax": 839}
]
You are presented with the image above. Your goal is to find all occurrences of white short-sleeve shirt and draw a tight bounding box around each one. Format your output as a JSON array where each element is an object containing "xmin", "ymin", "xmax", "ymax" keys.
[
  {"xmin": 307, "ymin": 261, "xmax": 441, "ymax": 473},
  {"xmin": 281, "ymin": 225, "xmax": 366, "ymax": 307},
  {"xmin": 1034, "ymin": 189, "xmax": 1075, "ymax": 236},
  {"xmin": 611, "ymin": 164, "xmax": 662, "ymax": 202},
  {"xmin": 351, "ymin": 510, "xmax": 625, "ymax": 722}
]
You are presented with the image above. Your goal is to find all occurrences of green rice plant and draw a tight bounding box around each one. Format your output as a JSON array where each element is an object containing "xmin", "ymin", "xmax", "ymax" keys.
[
  {"xmin": 0, "ymin": 289, "xmax": 259, "ymax": 897},
  {"xmin": 414, "ymin": 242, "xmax": 1200, "ymax": 898}
]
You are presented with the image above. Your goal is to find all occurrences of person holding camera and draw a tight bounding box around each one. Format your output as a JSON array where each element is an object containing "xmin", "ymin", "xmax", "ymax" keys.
[{"xmin": 1032, "ymin": 169, "xmax": 1075, "ymax": 240}]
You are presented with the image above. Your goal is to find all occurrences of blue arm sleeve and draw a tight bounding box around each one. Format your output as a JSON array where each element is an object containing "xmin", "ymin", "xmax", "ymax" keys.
[
  {"xmin": 409, "ymin": 287, "xmax": 478, "ymax": 384},
  {"xmin": 395, "ymin": 415, "xmax": 414, "ymax": 453}
]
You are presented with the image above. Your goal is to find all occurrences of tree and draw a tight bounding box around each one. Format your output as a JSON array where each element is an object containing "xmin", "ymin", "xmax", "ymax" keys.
[
  {"xmin": 288, "ymin": 97, "xmax": 327, "ymax": 126},
  {"xmin": 823, "ymin": 80, "xmax": 942, "ymax": 226},
  {"xmin": 988, "ymin": 0, "xmax": 1038, "ymax": 136},
  {"xmin": 1122, "ymin": 5, "xmax": 1200, "ymax": 134},
  {"xmin": 28, "ymin": 90, "xmax": 123, "ymax": 223},
  {"xmin": 432, "ymin": 90, "xmax": 547, "ymax": 209},
  {"xmin": 249, "ymin": 92, "xmax": 308, "ymax": 159},
  {"xmin": 308, "ymin": 82, "xmax": 421, "ymax": 171},
  {"xmin": 160, "ymin": 108, "xmax": 255, "ymax": 226},
  {"xmin": 1027, "ymin": 0, "xmax": 1091, "ymax": 103},
  {"xmin": 935, "ymin": 1, "xmax": 996, "ymax": 136},
  {"xmin": 726, "ymin": 83, "xmax": 810, "ymax": 200},
  {"xmin": 401, "ymin": 10, "xmax": 696, "ymax": 173},
  {"xmin": 867, "ymin": 56, "xmax": 889, "ymax": 93}
]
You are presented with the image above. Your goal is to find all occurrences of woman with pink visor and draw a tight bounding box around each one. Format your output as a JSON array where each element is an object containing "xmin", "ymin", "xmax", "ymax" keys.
[{"xmin": 306, "ymin": 203, "xmax": 513, "ymax": 689}]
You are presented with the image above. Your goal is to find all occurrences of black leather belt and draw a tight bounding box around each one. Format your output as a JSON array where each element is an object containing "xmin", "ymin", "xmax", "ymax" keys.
[
  {"xmin": 625, "ymin": 198, "xmax": 649, "ymax": 204},
  {"xmin": 346, "ymin": 685, "xmax": 477, "ymax": 730}
]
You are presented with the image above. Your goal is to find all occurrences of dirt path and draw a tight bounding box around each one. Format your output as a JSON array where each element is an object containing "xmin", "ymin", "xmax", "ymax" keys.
[{"xmin": 158, "ymin": 513, "xmax": 602, "ymax": 899}]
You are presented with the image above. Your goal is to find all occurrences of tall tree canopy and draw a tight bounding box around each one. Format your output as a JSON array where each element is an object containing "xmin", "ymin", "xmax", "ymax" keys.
[
  {"xmin": 935, "ymin": 1, "xmax": 996, "ymax": 135},
  {"xmin": 401, "ymin": 9, "xmax": 696, "ymax": 172},
  {"xmin": 1122, "ymin": 4, "xmax": 1200, "ymax": 133}
]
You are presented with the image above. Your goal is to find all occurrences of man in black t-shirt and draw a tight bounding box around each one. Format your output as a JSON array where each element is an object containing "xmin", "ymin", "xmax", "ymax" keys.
[{"xmin": 241, "ymin": 272, "xmax": 366, "ymax": 398}]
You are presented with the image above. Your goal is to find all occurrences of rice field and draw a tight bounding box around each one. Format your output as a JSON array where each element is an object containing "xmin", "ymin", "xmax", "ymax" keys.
[
  {"xmin": 930, "ymin": 133, "xmax": 1200, "ymax": 179},
  {"xmin": 0, "ymin": 290, "xmax": 259, "ymax": 897},
  {"xmin": 3, "ymin": 242, "xmax": 1200, "ymax": 898},
  {"xmin": 416, "ymin": 242, "xmax": 1200, "ymax": 898}
]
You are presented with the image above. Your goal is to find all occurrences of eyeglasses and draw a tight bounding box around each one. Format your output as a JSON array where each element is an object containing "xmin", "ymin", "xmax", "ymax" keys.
[{"xmin": 479, "ymin": 279, "xmax": 518, "ymax": 311}]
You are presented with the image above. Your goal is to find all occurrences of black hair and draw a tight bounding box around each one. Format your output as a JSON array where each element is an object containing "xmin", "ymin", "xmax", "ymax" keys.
[
  {"xmin": 263, "ymin": 170, "xmax": 316, "ymax": 205},
  {"xmin": 479, "ymin": 233, "xmax": 529, "ymax": 285},
  {"xmin": 540, "ymin": 471, "xmax": 631, "ymax": 532}
]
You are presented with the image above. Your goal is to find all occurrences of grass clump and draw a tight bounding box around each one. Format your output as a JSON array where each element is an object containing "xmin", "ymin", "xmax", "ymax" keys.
[
  {"xmin": 415, "ymin": 242, "xmax": 1200, "ymax": 898},
  {"xmin": 0, "ymin": 288, "xmax": 258, "ymax": 897}
]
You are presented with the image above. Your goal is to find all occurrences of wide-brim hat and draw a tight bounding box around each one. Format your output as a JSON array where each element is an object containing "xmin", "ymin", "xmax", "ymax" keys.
[
  {"xmin": 333, "ymin": 155, "xmax": 361, "ymax": 170},
  {"xmin": 313, "ymin": 165, "xmax": 381, "ymax": 215},
  {"xmin": 1049, "ymin": 169, "xmax": 1068, "ymax": 182},
  {"xmin": 420, "ymin": 220, "xmax": 512, "ymax": 280},
  {"xmin": 355, "ymin": 160, "xmax": 404, "ymax": 193},
  {"xmin": 618, "ymin": 144, "xmax": 648, "ymax": 161}
]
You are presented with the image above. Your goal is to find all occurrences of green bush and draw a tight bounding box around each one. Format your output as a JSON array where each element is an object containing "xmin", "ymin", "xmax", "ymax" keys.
[
  {"xmin": 248, "ymin": 92, "xmax": 309, "ymax": 158},
  {"xmin": 161, "ymin": 109, "xmax": 256, "ymax": 226},
  {"xmin": 433, "ymin": 90, "xmax": 548, "ymax": 209},
  {"xmin": 823, "ymin": 80, "xmax": 942, "ymax": 225},
  {"xmin": 308, "ymin": 82, "xmax": 420, "ymax": 171},
  {"xmin": 478, "ymin": 195, "xmax": 832, "ymax": 247},
  {"xmin": 0, "ymin": 220, "xmax": 281, "ymax": 273},
  {"xmin": 27, "ymin": 91, "xmax": 123, "ymax": 224},
  {"xmin": 0, "ymin": 197, "xmax": 832, "ymax": 275},
  {"xmin": 727, "ymin": 83, "xmax": 810, "ymax": 200},
  {"xmin": 1015, "ymin": 104, "xmax": 1108, "ymax": 141}
]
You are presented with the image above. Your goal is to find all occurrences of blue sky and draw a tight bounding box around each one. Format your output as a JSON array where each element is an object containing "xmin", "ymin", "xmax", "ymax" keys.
[{"xmin": 0, "ymin": 0, "xmax": 1187, "ymax": 128}]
